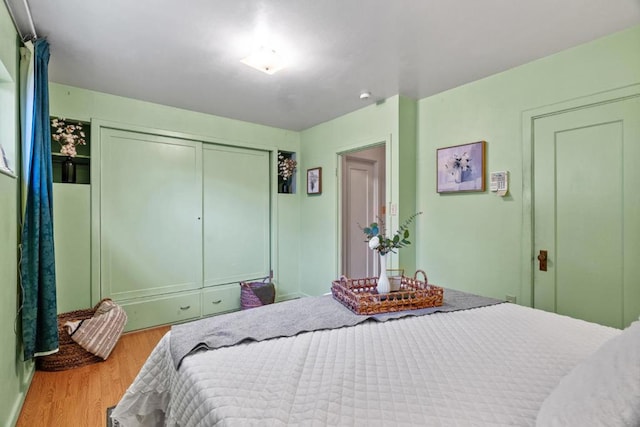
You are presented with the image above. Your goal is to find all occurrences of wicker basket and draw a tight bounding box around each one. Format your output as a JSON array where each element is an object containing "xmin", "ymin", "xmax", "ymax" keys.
[
  {"xmin": 35, "ymin": 300, "xmax": 109, "ymax": 371},
  {"xmin": 331, "ymin": 270, "xmax": 443, "ymax": 315},
  {"xmin": 240, "ymin": 276, "xmax": 275, "ymax": 310}
]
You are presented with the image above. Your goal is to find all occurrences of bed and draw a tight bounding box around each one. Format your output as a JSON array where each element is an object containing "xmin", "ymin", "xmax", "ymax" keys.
[{"xmin": 112, "ymin": 290, "xmax": 639, "ymax": 426}]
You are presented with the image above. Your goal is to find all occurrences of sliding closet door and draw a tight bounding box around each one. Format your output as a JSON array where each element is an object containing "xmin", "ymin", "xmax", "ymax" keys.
[
  {"xmin": 203, "ymin": 144, "xmax": 270, "ymax": 286},
  {"xmin": 100, "ymin": 128, "xmax": 202, "ymax": 300}
]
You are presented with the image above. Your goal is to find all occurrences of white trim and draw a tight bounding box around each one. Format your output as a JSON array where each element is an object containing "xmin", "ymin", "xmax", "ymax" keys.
[{"xmin": 335, "ymin": 137, "xmax": 388, "ymax": 279}]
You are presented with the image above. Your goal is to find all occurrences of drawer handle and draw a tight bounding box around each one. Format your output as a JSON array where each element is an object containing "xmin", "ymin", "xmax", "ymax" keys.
[
  {"xmin": 180, "ymin": 305, "xmax": 191, "ymax": 310},
  {"xmin": 211, "ymin": 299, "xmax": 222, "ymax": 304}
]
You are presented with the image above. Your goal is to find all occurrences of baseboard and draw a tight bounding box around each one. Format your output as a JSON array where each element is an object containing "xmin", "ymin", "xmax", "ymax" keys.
[
  {"xmin": 7, "ymin": 363, "xmax": 35, "ymax": 427},
  {"xmin": 275, "ymin": 292, "xmax": 304, "ymax": 302}
]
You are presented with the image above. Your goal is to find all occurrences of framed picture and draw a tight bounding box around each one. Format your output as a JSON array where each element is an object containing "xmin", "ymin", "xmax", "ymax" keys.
[
  {"xmin": 437, "ymin": 141, "xmax": 486, "ymax": 193},
  {"xmin": 307, "ymin": 167, "xmax": 322, "ymax": 194}
]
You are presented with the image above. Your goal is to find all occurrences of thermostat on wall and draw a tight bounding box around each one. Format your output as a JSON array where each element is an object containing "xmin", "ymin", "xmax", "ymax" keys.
[{"xmin": 490, "ymin": 171, "xmax": 508, "ymax": 196}]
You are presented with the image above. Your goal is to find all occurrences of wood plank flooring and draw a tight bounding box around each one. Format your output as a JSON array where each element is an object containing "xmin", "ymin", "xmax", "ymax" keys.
[{"xmin": 16, "ymin": 325, "xmax": 170, "ymax": 427}]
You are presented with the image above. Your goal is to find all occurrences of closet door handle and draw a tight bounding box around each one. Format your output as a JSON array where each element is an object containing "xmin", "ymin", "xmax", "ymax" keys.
[
  {"xmin": 211, "ymin": 299, "xmax": 222, "ymax": 304},
  {"xmin": 537, "ymin": 250, "xmax": 548, "ymax": 272},
  {"xmin": 180, "ymin": 305, "xmax": 191, "ymax": 310}
]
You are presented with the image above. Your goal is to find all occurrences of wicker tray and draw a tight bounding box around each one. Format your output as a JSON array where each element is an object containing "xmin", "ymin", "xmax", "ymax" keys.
[{"xmin": 331, "ymin": 270, "xmax": 444, "ymax": 315}]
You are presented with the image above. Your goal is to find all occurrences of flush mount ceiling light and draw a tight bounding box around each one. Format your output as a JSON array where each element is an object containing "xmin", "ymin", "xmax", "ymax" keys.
[
  {"xmin": 359, "ymin": 91, "xmax": 371, "ymax": 100},
  {"xmin": 241, "ymin": 46, "xmax": 286, "ymax": 75}
]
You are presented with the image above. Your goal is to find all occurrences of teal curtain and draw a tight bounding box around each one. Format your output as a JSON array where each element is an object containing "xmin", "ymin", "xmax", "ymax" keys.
[{"xmin": 20, "ymin": 39, "xmax": 58, "ymax": 360}]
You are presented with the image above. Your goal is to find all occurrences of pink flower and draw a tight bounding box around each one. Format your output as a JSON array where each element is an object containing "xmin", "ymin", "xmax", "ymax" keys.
[{"xmin": 51, "ymin": 118, "xmax": 86, "ymax": 158}]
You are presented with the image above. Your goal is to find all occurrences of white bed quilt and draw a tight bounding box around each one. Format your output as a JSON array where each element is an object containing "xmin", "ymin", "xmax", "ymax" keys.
[{"xmin": 113, "ymin": 303, "xmax": 619, "ymax": 426}]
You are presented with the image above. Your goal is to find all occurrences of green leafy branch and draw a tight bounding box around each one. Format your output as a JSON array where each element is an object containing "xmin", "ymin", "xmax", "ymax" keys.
[{"xmin": 361, "ymin": 212, "xmax": 422, "ymax": 255}]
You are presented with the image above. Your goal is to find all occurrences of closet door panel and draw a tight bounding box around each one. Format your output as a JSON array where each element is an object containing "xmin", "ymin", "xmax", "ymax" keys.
[
  {"xmin": 100, "ymin": 129, "xmax": 202, "ymax": 300},
  {"xmin": 203, "ymin": 145, "xmax": 270, "ymax": 286}
]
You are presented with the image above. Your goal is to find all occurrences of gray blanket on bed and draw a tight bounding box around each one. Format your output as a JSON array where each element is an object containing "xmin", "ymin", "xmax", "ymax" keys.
[{"xmin": 170, "ymin": 288, "xmax": 503, "ymax": 369}]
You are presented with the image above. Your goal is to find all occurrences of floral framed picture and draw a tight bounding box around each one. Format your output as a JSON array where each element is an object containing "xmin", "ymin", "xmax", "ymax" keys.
[
  {"xmin": 307, "ymin": 167, "xmax": 322, "ymax": 195},
  {"xmin": 437, "ymin": 141, "xmax": 486, "ymax": 193}
]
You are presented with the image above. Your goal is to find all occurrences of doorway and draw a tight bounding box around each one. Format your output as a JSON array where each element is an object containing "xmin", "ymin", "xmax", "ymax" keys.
[
  {"xmin": 341, "ymin": 145, "xmax": 386, "ymax": 278},
  {"xmin": 532, "ymin": 95, "xmax": 640, "ymax": 328}
]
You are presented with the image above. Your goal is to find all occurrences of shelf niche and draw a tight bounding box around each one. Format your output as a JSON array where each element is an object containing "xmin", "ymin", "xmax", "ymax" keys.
[
  {"xmin": 50, "ymin": 117, "xmax": 91, "ymax": 184},
  {"xmin": 277, "ymin": 150, "xmax": 296, "ymax": 194}
]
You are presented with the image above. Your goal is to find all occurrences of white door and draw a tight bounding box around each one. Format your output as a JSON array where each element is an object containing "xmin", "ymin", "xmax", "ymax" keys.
[
  {"xmin": 533, "ymin": 96, "xmax": 640, "ymax": 328},
  {"xmin": 343, "ymin": 157, "xmax": 377, "ymax": 278}
]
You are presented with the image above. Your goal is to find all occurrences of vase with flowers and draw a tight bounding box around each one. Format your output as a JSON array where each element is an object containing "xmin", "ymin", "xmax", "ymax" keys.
[
  {"xmin": 445, "ymin": 151, "xmax": 471, "ymax": 184},
  {"xmin": 361, "ymin": 212, "xmax": 421, "ymax": 294},
  {"xmin": 278, "ymin": 151, "xmax": 297, "ymax": 193},
  {"xmin": 51, "ymin": 118, "xmax": 87, "ymax": 183}
]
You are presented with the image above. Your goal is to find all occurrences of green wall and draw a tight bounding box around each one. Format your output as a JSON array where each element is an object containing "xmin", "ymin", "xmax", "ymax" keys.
[
  {"xmin": 398, "ymin": 97, "xmax": 417, "ymax": 275},
  {"xmin": 416, "ymin": 25, "xmax": 640, "ymax": 303},
  {"xmin": 49, "ymin": 84, "xmax": 303, "ymax": 306},
  {"xmin": 298, "ymin": 95, "xmax": 418, "ymax": 295},
  {"xmin": 49, "ymin": 84, "xmax": 300, "ymax": 149},
  {"xmin": 0, "ymin": 3, "xmax": 33, "ymax": 426},
  {"xmin": 5, "ymin": 18, "xmax": 638, "ymax": 425},
  {"xmin": 297, "ymin": 25, "xmax": 640, "ymax": 300}
]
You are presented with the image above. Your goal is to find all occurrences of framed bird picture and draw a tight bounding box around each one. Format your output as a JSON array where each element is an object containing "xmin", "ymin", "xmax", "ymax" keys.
[{"xmin": 307, "ymin": 167, "xmax": 322, "ymax": 195}]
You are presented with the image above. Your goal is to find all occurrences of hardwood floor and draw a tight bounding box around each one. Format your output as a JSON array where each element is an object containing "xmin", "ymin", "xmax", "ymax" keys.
[{"xmin": 16, "ymin": 325, "xmax": 170, "ymax": 427}]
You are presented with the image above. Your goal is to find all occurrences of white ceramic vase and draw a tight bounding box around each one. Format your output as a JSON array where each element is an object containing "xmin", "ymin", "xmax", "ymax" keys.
[
  {"xmin": 377, "ymin": 252, "xmax": 390, "ymax": 294},
  {"xmin": 453, "ymin": 167, "xmax": 462, "ymax": 184}
]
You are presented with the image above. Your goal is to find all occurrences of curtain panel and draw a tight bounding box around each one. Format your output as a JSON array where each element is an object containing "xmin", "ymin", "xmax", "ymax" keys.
[{"xmin": 20, "ymin": 38, "xmax": 58, "ymax": 360}]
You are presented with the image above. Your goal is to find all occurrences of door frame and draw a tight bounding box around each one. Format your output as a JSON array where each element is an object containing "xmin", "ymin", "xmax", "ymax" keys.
[
  {"xmin": 335, "ymin": 138, "xmax": 389, "ymax": 278},
  {"xmin": 342, "ymin": 153, "xmax": 381, "ymax": 278},
  {"xmin": 520, "ymin": 84, "xmax": 640, "ymax": 308}
]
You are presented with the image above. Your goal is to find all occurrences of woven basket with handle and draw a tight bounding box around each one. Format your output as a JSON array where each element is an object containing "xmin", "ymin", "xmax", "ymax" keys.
[
  {"xmin": 331, "ymin": 270, "xmax": 443, "ymax": 315},
  {"xmin": 35, "ymin": 299, "xmax": 111, "ymax": 371},
  {"xmin": 240, "ymin": 276, "xmax": 276, "ymax": 310}
]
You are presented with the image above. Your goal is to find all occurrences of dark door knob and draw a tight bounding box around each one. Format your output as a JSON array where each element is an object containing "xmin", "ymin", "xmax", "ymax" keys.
[{"xmin": 537, "ymin": 250, "xmax": 548, "ymax": 271}]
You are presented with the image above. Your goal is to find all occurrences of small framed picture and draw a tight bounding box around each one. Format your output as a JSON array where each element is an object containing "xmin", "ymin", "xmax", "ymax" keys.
[
  {"xmin": 436, "ymin": 141, "xmax": 486, "ymax": 193},
  {"xmin": 307, "ymin": 167, "xmax": 322, "ymax": 194}
]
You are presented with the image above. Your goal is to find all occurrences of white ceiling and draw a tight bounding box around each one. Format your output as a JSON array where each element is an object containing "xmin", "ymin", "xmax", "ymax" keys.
[{"xmin": 7, "ymin": 0, "xmax": 640, "ymax": 131}]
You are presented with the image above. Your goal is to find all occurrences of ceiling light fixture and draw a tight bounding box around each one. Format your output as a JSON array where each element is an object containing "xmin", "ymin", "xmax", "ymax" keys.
[
  {"xmin": 241, "ymin": 46, "xmax": 286, "ymax": 75},
  {"xmin": 360, "ymin": 91, "xmax": 371, "ymax": 100}
]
